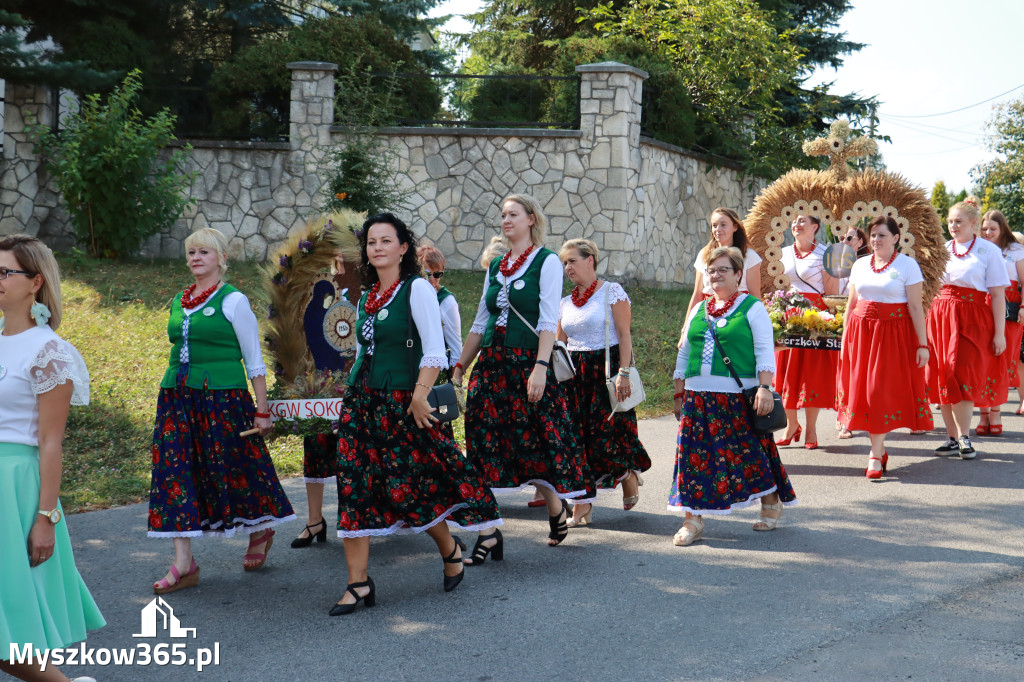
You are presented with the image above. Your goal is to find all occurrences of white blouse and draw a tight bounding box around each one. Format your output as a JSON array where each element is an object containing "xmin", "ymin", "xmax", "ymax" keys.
[
  {"xmin": 182, "ymin": 290, "xmax": 267, "ymax": 379},
  {"xmin": 558, "ymin": 281, "xmax": 630, "ymax": 351},
  {"xmin": 439, "ymin": 294, "xmax": 463, "ymax": 367},
  {"xmin": 695, "ymin": 247, "xmax": 762, "ymax": 294},
  {"xmin": 781, "ymin": 242, "xmax": 828, "ymax": 295},
  {"xmin": 1000, "ymin": 242, "xmax": 1024, "ymax": 284},
  {"xmin": 470, "ymin": 248, "xmax": 563, "ymax": 335},
  {"xmin": 355, "ymin": 277, "xmax": 448, "ymax": 370},
  {"xmin": 848, "ymin": 253, "xmax": 924, "ymax": 304},
  {"xmin": 941, "ymin": 238, "xmax": 1011, "ymax": 291},
  {"xmin": 674, "ymin": 294, "xmax": 776, "ymax": 393},
  {"xmin": 0, "ymin": 325, "xmax": 89, "ymax": 447}
]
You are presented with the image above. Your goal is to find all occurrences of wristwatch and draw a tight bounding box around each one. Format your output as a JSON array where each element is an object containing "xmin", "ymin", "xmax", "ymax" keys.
[
  {"xmin": 38, "ymin": 507, "xmax": 62, "ymax": 525},
  {"xmin": 758, "ymin": 384, "xmax": 772, "ymax": 390}
]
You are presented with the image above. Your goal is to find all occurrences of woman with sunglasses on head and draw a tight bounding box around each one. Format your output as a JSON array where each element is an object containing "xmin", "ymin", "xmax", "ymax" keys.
[
  {"xmin": 0, "ymin": 235, "xmax": 105, "ymax": 682},
  {"xmin": 976, "ymin": 209, "xmax": 1024, "ymax": 434},
  {"xmin": 927, "ymin": 197, "xmax": 1009, "ymax": 459},
  {"xmin": 774, "ymin": 215, "xmax": 838, "ymax": 450},
  {"xmin": 836, "ymin": 217, "xmax": 932, "ymax": 478},
  {"xmin": 331, "ymin": 213, "xmax": 502, "ymax": 616},
  {"xmin": 556, "ymin": 239, "xmax": 651, "ymax": 527},
  {"xmin": 452, "ymin": 194, "xmax": 587, "ymax": 563}
]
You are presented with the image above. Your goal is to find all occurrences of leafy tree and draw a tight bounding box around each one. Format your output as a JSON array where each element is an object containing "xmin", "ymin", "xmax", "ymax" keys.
[
  {"xmin": 973, "ymin": 96, "xmax": 1024, "ymax": 229},
  {"xmin": 0, "ymin": 9, "xmax": 110, "ymax": 89},
  {"xmin": 931, "ymin": 180, "xmax": 951, "ymax": 221},
  {"xmin": 31, "ymin": 70, "xmax": 197, "ymax": 258}
]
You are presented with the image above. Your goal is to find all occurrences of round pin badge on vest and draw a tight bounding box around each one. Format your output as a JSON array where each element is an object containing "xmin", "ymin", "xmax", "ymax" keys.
[
  {"xmin": 513, "ymin": 279, "xmax": 526, "ymax": 290},
  {"xmin": 378, "ymin": 308, "xmax": 389, "ymax": 321},
  {"xmin": 203, "ymin": 307, "xmax": 216, "ymax": 316},
  {"xmin": 716, "ymin": 318, "xmax": 728, "ymax": 328}
]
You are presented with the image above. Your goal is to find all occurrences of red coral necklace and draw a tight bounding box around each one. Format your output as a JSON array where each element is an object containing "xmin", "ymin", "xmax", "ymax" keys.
[
  {"xmin": 706, "ymin": 291, "xmax": 741, "ymax": 318},
  {"xmin": 794, "ymin": 242, "xmax": 816, "ymax": 259},
  {"xmin": 950, "ymin": 236, "xmax": 977, "ymax": 258},
  {"xmin": 364, "ymin": 278, "xmax": 403, "ymax": 315},
  {"xmin": 181, "ymin": 281, "xmax": 221, "ymax": 310},
  {"xmin": 499, "ymin": 245, "xmax": 535, "ymax": 276},
  {"xmin": 571, "ymin": 279, "xmax": 600, "ymax": 307},
  {"xmin": 870, "ymin": 249, "xmax": 898, "ymax": 273}
]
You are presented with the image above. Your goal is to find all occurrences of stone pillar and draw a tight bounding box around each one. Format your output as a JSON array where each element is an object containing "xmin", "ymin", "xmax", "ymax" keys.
[
  {"xmin": 287, "ymin": 61, "xmax": 338, "ymax": 202},
  {"xmin": 574, "ymin": 62, "xmax": 648, "ymax": 276},
  {"xmin": 0, "ymin": 82, "xmax": 58, "ymax": 236}
]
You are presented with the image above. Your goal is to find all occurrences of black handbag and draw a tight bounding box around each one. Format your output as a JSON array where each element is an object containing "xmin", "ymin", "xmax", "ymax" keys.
[
  {"xmin": 1007, "ymin": 301, "xmax": 1020, "ymax": 322},
  {"xmin": 707, "ymin": 315, "xmax": 787, "ymax": 435},
  {"xmin": 406, "ymin": 294, "xmax": 461, "ymax": 423}
]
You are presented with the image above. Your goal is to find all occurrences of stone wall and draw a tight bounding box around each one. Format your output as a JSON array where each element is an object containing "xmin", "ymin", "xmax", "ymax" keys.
[{"xmin": 0, "ymin": 61, "xmax": 762, "ymax": 287}]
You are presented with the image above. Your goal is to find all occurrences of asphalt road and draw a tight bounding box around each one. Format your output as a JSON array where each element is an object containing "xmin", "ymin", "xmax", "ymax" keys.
[{"xmin": 54, "ymin": 400, "xmax": 1024, "ymax": 682}]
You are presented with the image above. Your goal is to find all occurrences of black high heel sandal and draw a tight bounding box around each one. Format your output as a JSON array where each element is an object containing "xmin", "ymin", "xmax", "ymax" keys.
[
  {"xmin": 291, "ymin": 518, "xmax": 327, "ymax": 548},
  {"xmin": 548, "ymin": 500, "xmax": 570, "ymax": 546},
  {"xmin": 329, "ymin": 577, "xmax": 376, "ymax": 616},
  {"xmin": 464, "ymin": 529, "xmax": 503, "ymax": 566},
  {"xmin": 443, "ymin": 535, "xmax": 466, "ymax": 592}
]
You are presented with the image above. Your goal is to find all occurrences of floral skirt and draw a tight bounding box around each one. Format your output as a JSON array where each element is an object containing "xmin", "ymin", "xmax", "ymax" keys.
[
  {"xmin": 334, "ymin": 368, "xmax": 502, "ymax": 537},
  {"xmin": 1, "ymin": 443, "xmax": 106, "ymax": 652},
  {"xmin": 979, "ymin": 284, "xmax": 1023, "ymax": 408},
  {"xmin": 464, "ymin": 340, "xmax": 586, "ymax": 498},
  {"xmin": 148, "ymin": 371, "xmax": 295, "ymax": 538},
  {"xmin": 669, "ymin": 391, "xmax": 797, "ymax": 515},
  {"xmin": 926, "ymin": 286, "xmax": 997, "ymax": 405},
  {"xmin": 303, "ymin": 433, "xmax": 339, "ymax": 483},
  {"xmin": 837, "ymin": 301, "xmax": 933, "ymax": 433},
  {"xmin": 564, "ymin": 347, "xmax": 651, "ymax": 502}
]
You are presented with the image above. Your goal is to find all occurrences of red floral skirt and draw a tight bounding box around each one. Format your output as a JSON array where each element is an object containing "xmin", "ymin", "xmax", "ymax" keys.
[
  {"xmin": 774, "ymin": 292, "xmax": 837, "ymax": 409},
  {"xmin": 926, "ymin": 285, "xmax": 997, "ymax": 404},
  {"xmin": 837, "ymin": 301, "xmax": 932, "ymax": 433},
  {"xmin": 303, "ymin": 433, "xmax": 338, "ymax": 483},
  {"xmin": 979, "ymin": 282, "xmax": 1023, "ymax": 407}
]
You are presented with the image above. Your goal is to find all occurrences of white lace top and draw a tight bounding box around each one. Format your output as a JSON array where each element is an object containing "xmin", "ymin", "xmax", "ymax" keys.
[
  {"xmin": 0, "ymin": 325, "xmax": 89, "ymax": 447},
  {"xmin": 558, "ymin": 281, "xmax": 631, "ymax": 351}
]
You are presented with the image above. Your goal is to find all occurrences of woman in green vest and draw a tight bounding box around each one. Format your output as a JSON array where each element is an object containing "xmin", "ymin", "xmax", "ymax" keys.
[
  {"xmin": 452, "ymin": 194, "xmax": 587, "ymax": 564},
  {"xmin": 148, "ymin": 228, "xmax": 295, "ymax": 593},
  {"xmin": 670, "ymin": 246, "xmax": 797, "ymax": 546},
  {"xmin": 331, "ymin": 214, "xmax": 502, "ymax": 616}
]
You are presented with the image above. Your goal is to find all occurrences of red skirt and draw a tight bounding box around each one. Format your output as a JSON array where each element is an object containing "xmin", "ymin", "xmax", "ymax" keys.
[
  {"xmin": 837, "ymin": 301, "xmax": 933, "ymax": 433},
  {"xmin": 979, "ymin": 282, "xmax": 1023, "ymax": 407},
  {"xmin": 926, "ymin": 285, "xmax": 997, "ymax": 404},
  {"xmin": 774, "ymin": 291, "xmax": 837, "ymax": 409}
]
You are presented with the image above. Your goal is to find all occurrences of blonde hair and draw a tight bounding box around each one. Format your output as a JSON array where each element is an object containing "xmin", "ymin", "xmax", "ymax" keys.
[
  {"xmin": 705, "ymin": 245, "xmax": 744, "ymax": 273},
  {"xmin": 184, "ymin": 228, "xmax": 230, "ymax": 275},
  {"xmin": 0, "ymin": 234, "xmax": 63, "ymax": 330},
  {"xmin": 502, "ymin": 194, "xmax": 548, "ymax": 247},
  {"xmin": 416, "ymin": 243, "xmax": 446, "ymax": 271},
  {"xmin": 480, "ymin": 235, "xmax": 508, "ymax": 268},
  {"xmin": 558, "ymin": 238, "xmax": 600, "ymax": 267},
  {"xmin": 950, "ymin": 195, "xmax": 981, "ymax": 223}
]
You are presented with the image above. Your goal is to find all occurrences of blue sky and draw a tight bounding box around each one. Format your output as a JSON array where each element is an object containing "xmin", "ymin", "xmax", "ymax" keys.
[{"xmin": 433, "ymin": 0, "xmax": 1024, "ymax": 197}]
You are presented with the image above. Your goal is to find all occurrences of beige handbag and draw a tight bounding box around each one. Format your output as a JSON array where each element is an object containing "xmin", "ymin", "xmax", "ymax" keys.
[
  {"xmin": 603, "ymin": 284, "xmax": 645, "ymax": 416},
  {"xmin": 505, "ymin": 282, "xmax": 576, "ymax": 382}
]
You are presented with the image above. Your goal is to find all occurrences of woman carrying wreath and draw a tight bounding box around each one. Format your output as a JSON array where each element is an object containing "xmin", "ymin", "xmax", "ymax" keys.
[
  {"xmin": 671, "ymin": 246, "xmax": 797, "ymax": 546},
  {"xmin": 452, "ymin": 194, "xmax": 587, "ymax": 563},
  {"xmin": 774, "ymin": 214, "xmax": 839, "ymax": 450},
  {"xmin": 556, "ymin": 239, "xmax": 651, "ymax": 527},
  {"xmin": 0, "ymin": 235, "xmax": 105, "ymax": 682},
  {"xmin": 331, "ymin": 213, "xmax": 502, "ymax": 616},
  {"xmin": 927, "ymin": 197, "xmax": 1009, "ymax": 459},
  {"xmin": 836, "ymin": 217, "xmax": 932, "ymax": 478}
]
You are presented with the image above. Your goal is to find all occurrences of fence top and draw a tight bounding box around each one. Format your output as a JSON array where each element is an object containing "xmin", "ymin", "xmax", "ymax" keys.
[
  {"xmin": 575, "ymin": 61, "xmax": 649, "ymax": 79},
  {"xmin": 287, "ymin": 61, "xmax": 339, "ymax": 72}
]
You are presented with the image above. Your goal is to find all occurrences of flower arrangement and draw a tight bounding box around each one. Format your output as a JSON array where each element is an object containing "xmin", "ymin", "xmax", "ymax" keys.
[{"xmin": 763, "ymin": 290, "xmax": 844, "ymax": 344}]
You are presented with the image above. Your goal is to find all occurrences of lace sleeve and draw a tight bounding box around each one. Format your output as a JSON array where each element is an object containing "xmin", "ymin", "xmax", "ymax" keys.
[
  {"xmin": 607, "ymin": 282, "xmax": 631, "ymax": 306},
  {"xmin": 30, "ymin": 339, "xmax": 91, "ymax": 406}
]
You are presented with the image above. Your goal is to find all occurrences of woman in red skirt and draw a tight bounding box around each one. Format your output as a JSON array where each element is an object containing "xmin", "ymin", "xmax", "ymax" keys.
[
  {"xmin": 927, "ymin": 196, "xmax": 1010, "ymax": 459},
  {"xmin": 837, "ymin": 217, "xmax": 932, "ymax": 478},
  {"xmin": 976, "ymin": 210, "xmax": 1024, "ymax": 434},
  {"xmin": 774, "ymin": 214, "xmax": 838, "ymax": 449}
]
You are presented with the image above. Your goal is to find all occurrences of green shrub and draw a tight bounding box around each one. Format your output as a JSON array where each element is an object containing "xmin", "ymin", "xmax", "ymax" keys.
[
  {"xmin": 465, "ymin": 65, "xmax": 551, "ymax": 125},
  {"xmin": 31, "ymin": 70, "xmax": 196, "ymax": 258}
]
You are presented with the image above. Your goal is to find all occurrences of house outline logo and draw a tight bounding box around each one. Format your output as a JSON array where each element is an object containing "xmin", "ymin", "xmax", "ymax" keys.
[{"xmin": 132, "ymin": 597, "xmax": 197, "ymax": 639}]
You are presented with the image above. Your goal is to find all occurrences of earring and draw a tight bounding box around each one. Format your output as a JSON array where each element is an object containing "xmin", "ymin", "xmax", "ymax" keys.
[{"xmin": 30, "ymin": 301, "xmax": 51, "ymax": 327}]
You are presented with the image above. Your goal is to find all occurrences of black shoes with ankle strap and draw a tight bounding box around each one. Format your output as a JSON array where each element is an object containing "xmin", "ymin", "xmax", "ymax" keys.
[
  {"xmin": 329, "ymin": 577, "xmax": 376, "ymax": 616},
  {"xmin": 465, "ymin": 529, "xmax": 504, "ymax": 566},
  {"xmin": 443, "ymin": 535, "xmax": 467, "ymax": 592},
  {"xmin": 291, "ymin": 518, "xmax": 327, "ymax": 548}
]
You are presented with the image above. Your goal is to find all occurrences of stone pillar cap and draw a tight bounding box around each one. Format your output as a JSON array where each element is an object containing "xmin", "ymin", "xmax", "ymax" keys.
[
  {"xmin": 575, "ymin": 61, "xmax": 649, "ymax": 79},
  {"xmin": 287, "ymin": 61, "xmax": 339, "ymax": 72}
]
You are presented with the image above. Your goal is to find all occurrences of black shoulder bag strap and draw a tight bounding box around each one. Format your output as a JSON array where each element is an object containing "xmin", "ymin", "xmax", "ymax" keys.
[{"xmin": 706, "ymin": 312, "xmax": 746, "ymax": 391}]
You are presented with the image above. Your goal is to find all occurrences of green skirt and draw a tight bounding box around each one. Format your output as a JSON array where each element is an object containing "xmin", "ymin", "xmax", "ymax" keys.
[{"xmin": 0, "ymin": 442, "xmax": 105, "ymax": 654}]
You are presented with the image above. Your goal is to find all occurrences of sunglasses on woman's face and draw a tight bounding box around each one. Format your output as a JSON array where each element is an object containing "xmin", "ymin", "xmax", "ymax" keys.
[
  {"xmin": 843, "ymin": 235, "xmax": 857, "ymax": 242},
  {"xmin": 424, "ymin": 270, "xmax": 444, "ymax": 280}
]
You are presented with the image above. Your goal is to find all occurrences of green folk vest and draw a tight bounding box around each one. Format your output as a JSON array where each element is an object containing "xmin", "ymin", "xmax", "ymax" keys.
[
  {"xmin": 685, "ymin": 295, "xmax": 758, "ymax": 379},
  {"xmin": 347, "ymin": 278, "xmax": 423, "ymax": 390},
  {"xmin": 481, "ymin": 247, "xmax": 554, "ymax": 350},
  {"xmin": 437, "ymin": 286, "xmax": 453, "ymax": 305},
  {"xmin": 161, "ymin": 284, "xmax": 248, "ymax": 390}
]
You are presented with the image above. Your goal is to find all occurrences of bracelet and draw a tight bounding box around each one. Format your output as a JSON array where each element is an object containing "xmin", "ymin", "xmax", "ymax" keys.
[
  {"xmin": 254, "ymin": 411, "xmax": 271, "ymax": 419},
  {"xmin": 673, "ymin": 391, "xmax": 685, "ymax": 400},
  {"xmin": 617, "ymin": 368, "xmax": 630, "ymax": 376},
  {"xmin": 454, "ymin": 362, "xmax": 464, "ymax": 371},
  {"xmin": 918, "ymin": 345, "xmax": 929, "ymax": 350},
  {"xmin": 415, "ymin": 382, "xmax": 432, "ymax": 390},
  {"xmin": 535, "ymin": 359, "xmax": 550, "ymax": 367}
]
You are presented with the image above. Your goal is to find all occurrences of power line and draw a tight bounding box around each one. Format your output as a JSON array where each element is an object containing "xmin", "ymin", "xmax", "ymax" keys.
[
  {"xmin": 885, "ymin": 82, "xmax": 1024, "ymax": 119},
  {"xmin": 883, "ymin": 118, "xmax": 981, "ymax": 146}
]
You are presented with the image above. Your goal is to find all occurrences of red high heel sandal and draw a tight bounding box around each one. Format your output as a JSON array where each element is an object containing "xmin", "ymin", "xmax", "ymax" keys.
[
  {"xmin": 864, "ymin": 452, "xmax": 889, "ymax": 480},
  {"xmin": 776, "ymin": 425, "xmax": 802, "ymax": 447}
]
